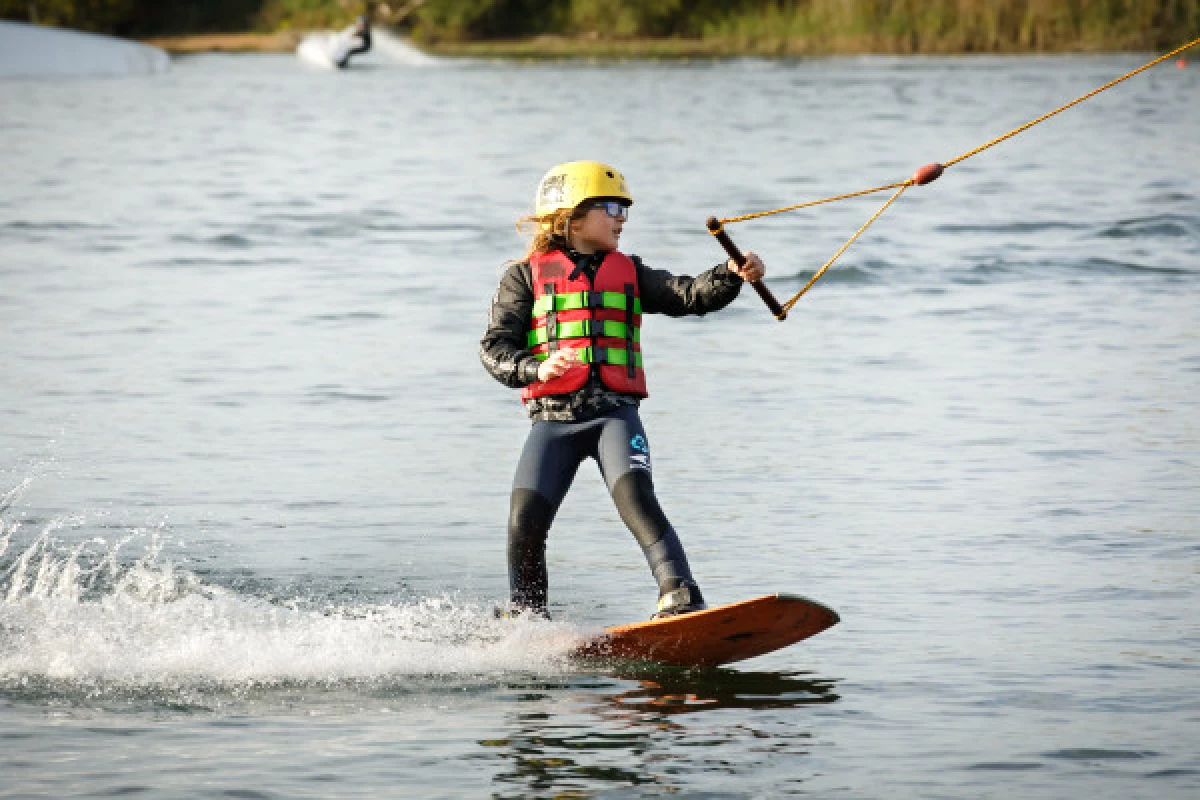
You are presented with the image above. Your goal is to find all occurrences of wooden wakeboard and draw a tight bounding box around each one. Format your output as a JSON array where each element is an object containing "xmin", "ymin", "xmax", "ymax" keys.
[{"xmin": 573, "ymin": 593, "xmax": 839, "ymax": 667}]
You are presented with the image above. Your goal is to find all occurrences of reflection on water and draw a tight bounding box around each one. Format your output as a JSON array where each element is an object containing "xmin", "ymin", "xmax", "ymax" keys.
[
  {"xmin": 479, "ymin": 670, "xmax": 838, "ymax": 797},
  {"xmin": 602, "ymin": 666, "xmax": 839, "ymax": 715}
]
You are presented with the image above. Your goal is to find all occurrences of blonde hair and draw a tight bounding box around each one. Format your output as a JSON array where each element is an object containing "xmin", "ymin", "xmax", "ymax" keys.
[{"xmin": 514, "ymin": 208, "xmax": 576, "ymax": 261}]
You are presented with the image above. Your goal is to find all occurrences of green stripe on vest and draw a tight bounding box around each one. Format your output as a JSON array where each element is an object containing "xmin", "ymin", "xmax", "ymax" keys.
[
  {"xmin": 527, "ymin": 319, "xmax": 641, "ymax": 348},
  {"xmin": 531, "ymin": 291, "xmax": 642, "ymax": 317}
]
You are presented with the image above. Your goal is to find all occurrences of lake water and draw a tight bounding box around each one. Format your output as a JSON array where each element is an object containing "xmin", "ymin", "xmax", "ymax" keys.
[{"xmin": 2, "ymin": 44, "xmax": 1198, "ymax": 799}]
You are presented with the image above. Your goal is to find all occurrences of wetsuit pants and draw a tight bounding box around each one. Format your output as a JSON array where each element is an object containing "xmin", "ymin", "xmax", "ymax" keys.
[{"xmin": 507, "ymin": 405, "xmax": 702, "ymax": 614}]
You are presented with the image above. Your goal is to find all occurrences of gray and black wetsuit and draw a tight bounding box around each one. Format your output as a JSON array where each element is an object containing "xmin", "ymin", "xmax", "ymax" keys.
[{"xmin": 480, "ymin": 243, "xmax": 744, "ymax": 615}]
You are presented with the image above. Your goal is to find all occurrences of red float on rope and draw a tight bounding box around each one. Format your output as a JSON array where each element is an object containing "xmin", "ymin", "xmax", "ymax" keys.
[{"xmin": 913, "ymin": 163, "xmax": 944, "ymax": 186}]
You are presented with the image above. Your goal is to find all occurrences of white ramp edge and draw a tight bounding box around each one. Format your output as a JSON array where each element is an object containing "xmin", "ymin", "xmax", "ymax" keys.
[{"xmin": 0, "ymin": 20, "xmax": 169, "ymax": 78}]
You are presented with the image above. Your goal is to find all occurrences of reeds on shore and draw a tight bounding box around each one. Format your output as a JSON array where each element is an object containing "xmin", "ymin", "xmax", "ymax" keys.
[
  {"xmin": 690, "ymin": 0, "xmax": 1197, "ymax": 54},
  {"xmin": 413, "ymin": 0, "xmax": 1199, "ymax": 56},
  {"xmin": 8, "ymin": 0, "xmax": 1198, "ymax": 55}
]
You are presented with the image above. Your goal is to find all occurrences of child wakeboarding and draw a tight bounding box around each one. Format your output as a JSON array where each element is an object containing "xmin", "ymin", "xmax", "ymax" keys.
[{"xmin": 479, "ymin": 161, "xmax": 766, "ymax": 619}]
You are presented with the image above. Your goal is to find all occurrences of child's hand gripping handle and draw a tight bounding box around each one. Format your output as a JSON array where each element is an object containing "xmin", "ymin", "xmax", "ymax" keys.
[{"xmin": 706, "ymin": 217, "xmax": 787, "ymax": 321}]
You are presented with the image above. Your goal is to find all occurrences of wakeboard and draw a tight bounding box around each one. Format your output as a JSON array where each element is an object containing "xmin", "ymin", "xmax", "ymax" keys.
[{"xmin": 573, "ymin": 593, "xmax": 839, "ymax": 667}]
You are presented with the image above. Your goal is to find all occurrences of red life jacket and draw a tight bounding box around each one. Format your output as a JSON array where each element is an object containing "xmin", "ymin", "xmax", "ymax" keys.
[{"xmin": 521, "ymin": 249, "xmax": 648, "ymax": 403}]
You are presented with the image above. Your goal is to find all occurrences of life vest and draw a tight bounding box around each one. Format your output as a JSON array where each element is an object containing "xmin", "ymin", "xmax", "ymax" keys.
[{"xmin": 521, "ymin": 249, "xmax": 648, "ymax": 402}]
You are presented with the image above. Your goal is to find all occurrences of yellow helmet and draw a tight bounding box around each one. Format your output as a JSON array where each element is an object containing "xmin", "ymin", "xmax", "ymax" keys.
[{"xmin": 534, "ymin": 161, "xmax": 633, "ymax": 216}]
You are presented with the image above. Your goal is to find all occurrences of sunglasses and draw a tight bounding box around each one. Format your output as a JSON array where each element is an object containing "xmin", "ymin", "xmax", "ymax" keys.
[{"xmin": 587, "ymin": 200, "xmax": 629, "ymax": 220}]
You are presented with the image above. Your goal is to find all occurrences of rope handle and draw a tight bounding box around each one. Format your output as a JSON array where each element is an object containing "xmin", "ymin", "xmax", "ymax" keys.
[{"xmin": 706, "ymin": 217, "xmax": 787, "ymax": 321}]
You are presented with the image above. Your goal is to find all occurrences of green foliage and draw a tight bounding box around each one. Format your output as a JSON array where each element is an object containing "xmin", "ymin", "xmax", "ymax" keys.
[
  {"xmin": 560, "ymin": 0, "xmax": 685, "ymax": 38},
  {"xmin": 0, "ymin": 0, "xmax": 369, "ymax": 34},
  {"xmin": 408, "ymin": 0, "xmax": 557, "ymax": 41},
  {"xmin": 1, "ymin": 0, "xmax": 139, "ymax": 32},
  {"xmin": 690, "ymin": 0, "xmax": 1199, "ymax": 52},
  {"xmin": 122, "ymin": 1, "xmax": 266, "ymax": 35},
  {"xmin": 2, "ymin": 0, "xmax": 1197, "ymax": 50},
  {"xmin": 255, "ymin": 0, "xmax": 370, "ymax": 31}
]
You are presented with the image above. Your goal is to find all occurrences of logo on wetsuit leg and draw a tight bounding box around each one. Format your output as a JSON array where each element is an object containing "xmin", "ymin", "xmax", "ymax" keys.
[{"xmin": 630, "ymin": 434, "xmax": 651, "ymax": 472}]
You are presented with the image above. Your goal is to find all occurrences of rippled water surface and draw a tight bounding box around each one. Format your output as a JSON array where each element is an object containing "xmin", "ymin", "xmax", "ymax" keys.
[{"xmin": 2, "ymin": 46, "xmax": 1199, "ymax": 799}]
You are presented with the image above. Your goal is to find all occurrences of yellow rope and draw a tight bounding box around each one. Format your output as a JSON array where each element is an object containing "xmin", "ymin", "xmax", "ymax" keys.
[
  {"xmin": 719, "ymin": 181, "xmax": 908, "ymax": 225},
  {"xmin": 719, "ymin": 37, "xmax": 1200, "ymax": 309},
  {"xmin": 781, "ymin": 183, "xmax": 909, "ymax": 313},
  {"xmin": 945, "ymin": 38, "xmax": 1200, "ymax": 169}
]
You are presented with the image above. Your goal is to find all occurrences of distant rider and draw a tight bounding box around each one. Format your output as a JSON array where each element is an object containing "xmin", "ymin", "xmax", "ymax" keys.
[{"xmin": 336, "ymin": 15, "xmax": 371, "ymax": 68}]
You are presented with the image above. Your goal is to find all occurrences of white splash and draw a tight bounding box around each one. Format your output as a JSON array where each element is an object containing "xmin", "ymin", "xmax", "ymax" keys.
[
  {"xmin": 373, "ymin": 29, "xmax": 439, "ymax": 67},
  {"xmin": 296, "ymin": 27, "xmax": 438, "ymax": 70},
  {"xmin": 0, "ymin": 20, "xmax": 168, "ymax": 79},
  {"xmin": 296, "ymin": 30, "xmax": 354, "ymax": 70},
  {"xmin": 0, "ymin": 524, "xmax": 582, "ymax": 689}
]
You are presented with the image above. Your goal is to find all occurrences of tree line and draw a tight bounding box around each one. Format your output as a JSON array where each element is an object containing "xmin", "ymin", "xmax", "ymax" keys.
[{"xmin": 2, "ymin": 0, "xmax": 1196, "ymax": 51}]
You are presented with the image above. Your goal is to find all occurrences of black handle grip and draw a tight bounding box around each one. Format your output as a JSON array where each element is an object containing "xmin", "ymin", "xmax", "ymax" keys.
[{"xmin": 706, "ymin": 217, "xmax": 787, "ymax": 321}]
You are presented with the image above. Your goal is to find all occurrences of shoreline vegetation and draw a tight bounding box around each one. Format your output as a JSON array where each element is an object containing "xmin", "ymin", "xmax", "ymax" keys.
[
  {"xmin": 6, "ymin": 0, "xmax": 1198, "ymax": 58},
  {"xmin": 143, "ymin": 31, "xmax": 1194, "ymax": 59}
]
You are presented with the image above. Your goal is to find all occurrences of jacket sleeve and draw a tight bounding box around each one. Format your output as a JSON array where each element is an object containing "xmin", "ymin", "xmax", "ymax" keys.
[
  {"xmin": 635, "ymin": 255, "xmax": 745, "ymax": 317},
  {"xmin": 480, "ymin": 260, "xmax": 543, "ymax": 388}
]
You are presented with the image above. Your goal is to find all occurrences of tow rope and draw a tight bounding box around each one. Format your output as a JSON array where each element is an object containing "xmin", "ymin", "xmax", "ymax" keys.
[{"xmin": 710, "ymin": 37, "xmax": 1200, "ymax": 321}]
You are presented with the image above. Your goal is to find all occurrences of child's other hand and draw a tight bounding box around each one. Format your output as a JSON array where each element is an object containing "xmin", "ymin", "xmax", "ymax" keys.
[{"xmin": 537, "ymin": 348, "xmax": 580, "ymax": 382}]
